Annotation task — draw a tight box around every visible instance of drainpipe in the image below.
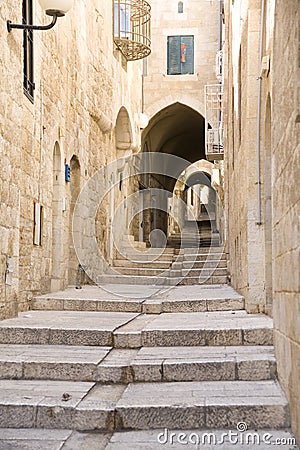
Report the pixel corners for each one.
[218,0,223,52]
[256,0,265,225]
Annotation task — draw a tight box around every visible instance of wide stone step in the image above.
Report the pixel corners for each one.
[108,267,228,278]
[183,253,227,262]
[97,275,178,285]
[113,310,273,348]
[179,275,228,285]
[0,311,139,346]
[113,260,172,269]
[116,252,175,262]
[0,310,273,348]
[182,267,227,277]
[95,346,277,383]
[114,380,290,430]
[108,267,171,277]
[98,274,228,285]
[0,345,276,383]
[33,285,244,314]
[0,379,290,431]
[182,259,227,269]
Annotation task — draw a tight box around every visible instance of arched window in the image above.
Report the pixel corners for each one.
[178,1,183,13]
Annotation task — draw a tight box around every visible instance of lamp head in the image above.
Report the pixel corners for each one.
[39,0,73,17]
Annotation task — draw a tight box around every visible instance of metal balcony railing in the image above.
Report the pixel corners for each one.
[204,84,224,161]
[113,0,151,61]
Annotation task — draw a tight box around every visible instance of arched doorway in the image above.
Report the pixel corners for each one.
[140,102,206,245]
[51,142,63,292]
[168,161,220,248]
[68,155,81,285]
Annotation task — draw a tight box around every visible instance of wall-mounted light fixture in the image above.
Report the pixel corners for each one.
[7,0,72,32]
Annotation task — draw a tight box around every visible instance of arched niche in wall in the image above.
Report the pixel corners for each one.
[68,155,81,285]
[51,142,63,291]
[115,107,133,153]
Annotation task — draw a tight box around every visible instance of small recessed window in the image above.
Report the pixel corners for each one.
[178,2,183,13]
[33,202,43,246]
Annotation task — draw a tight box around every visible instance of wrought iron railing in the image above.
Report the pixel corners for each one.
[113,0,151,61]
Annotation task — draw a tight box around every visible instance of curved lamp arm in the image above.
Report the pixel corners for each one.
[7,14,57,32]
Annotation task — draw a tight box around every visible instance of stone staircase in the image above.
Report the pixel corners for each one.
[0,282,297,449]
[168,220,220,248]
[100,235,228,285]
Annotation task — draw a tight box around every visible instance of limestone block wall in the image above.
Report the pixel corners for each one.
[1,1,144,317]
[224,0,300,441]
[144,0,219,120]
[271,0,300,441]
[224,0,266,313]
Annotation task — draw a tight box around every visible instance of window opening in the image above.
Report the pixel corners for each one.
[167,35,194,75]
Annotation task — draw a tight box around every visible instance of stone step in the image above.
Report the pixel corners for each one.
[0,344,111,382]
[108,267,171,277]
[114,380,290,430]
[179,275,228,285]
[112,259,227,270]
[0,427,298,449]
[113,311,273,348]
[181,246,224,254]
[0,311,139,347]
[118,241,147,249]
[0,310,273,348]
[183,254,227,263]
[94,346,277,383]
[113,260,172,269]
[107,267,228,279]
[0,379,290,431]
[182,259,227,268]
[33,285,244,314]
[98,274,228,285]
[182,267,227,277]
[0,345,276,383]
[98,275,178,285]
[116,252,175,262]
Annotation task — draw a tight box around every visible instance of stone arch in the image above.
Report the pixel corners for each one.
[145,95,204,121]
[115,107,133,151]
[51,142,63,291]
[68,155,81,285]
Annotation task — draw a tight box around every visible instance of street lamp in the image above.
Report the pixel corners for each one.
[7,0,72,32]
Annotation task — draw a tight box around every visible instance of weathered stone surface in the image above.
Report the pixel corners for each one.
[0,311,139,346]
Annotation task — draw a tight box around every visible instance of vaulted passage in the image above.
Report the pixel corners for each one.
[140,103,209,245]
[142,102,205,174]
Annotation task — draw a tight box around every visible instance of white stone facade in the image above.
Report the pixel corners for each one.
[0,0,144,318]
[224,0,300,440]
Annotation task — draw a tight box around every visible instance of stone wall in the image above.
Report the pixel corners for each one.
[224,0,300,440]
[144,0,219,120]
[0,1,144,317]
[271,0,300,440]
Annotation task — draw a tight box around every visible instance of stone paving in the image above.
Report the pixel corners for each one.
[0,283,298,448]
